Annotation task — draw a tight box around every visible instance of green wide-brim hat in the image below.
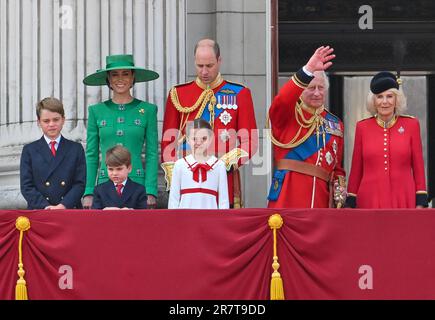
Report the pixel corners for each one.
[83,54,159,86]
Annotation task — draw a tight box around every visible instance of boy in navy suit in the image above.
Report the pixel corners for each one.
[92,145,148,210]
[20,97,86,209]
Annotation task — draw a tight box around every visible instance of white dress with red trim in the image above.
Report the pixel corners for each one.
[168,154,229,209]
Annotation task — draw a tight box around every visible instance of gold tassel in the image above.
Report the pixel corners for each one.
[268,214,285,300]
[15,216,31,300]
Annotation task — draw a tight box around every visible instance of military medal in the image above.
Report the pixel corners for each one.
[227,96,235,110]
[273,179,279,191]
[325,120,343,137]
[232,96,238,110]
[221,96,227,109]
[216,96,223,109]
[219,110,232,125]
[398,126,405,134]
[325,151,333,165]
[139,108,145,114]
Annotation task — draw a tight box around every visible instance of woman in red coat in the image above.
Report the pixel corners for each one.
[345,71,428,208]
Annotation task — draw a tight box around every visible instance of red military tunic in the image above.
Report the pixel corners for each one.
[347,116,427,208]
[267,69,345,208]
[161,75,258,206]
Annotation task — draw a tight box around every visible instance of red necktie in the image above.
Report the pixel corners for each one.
[50,141,56,156]
[116,184,123,196]
[192,163,211,183]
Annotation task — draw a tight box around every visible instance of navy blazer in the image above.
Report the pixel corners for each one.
[92,178,148,209]
[20,136,86,209]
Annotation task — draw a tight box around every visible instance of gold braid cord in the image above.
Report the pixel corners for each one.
[170,86,217,134]
[15,216,31,300]
[268,214,285,300]
[266,100,325,149]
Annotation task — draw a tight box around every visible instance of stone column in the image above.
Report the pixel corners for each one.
[0,0,186,208]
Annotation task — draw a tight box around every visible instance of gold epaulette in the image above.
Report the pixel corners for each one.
[225,80,247,88]
[400,114,416,118]
[170,81,214,114]
[172,80,194,89]
[325,109,342,122]
[220,148,249,171]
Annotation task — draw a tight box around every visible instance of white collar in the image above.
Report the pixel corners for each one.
[44,135,61,145]
[185,154,218,168]
[113,178,128,187]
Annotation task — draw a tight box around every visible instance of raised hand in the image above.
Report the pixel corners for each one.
[305,46,335,73]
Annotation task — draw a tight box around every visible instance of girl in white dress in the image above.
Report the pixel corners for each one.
[168,119,229,209]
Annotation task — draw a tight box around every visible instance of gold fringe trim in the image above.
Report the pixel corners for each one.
[268,214,285,300]
[161,162,175,191]
[170,85,217,135]
[15,216,31,300]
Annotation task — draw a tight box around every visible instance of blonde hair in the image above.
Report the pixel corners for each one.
[366,88,407,116]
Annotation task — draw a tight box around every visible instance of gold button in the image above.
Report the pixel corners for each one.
[61,181,66,186]
[384,129,387,132]
[384,143,387,146]
[385,167,388,170]
[384,161,387,164]
[384,138,387,141]
[384,148,387,151]
[45,181,50,187]
[384,155,387,158]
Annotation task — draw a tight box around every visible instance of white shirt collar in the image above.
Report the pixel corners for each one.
[113,178,128,187]
[185,154,217,168]
[43,135,61,146]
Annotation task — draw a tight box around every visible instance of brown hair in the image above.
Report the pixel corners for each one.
[186,119,213,137]
[105,145,132,167]
[106,69,136,89]
[36,97,65,119]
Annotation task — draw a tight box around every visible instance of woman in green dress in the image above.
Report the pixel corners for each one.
[82,54,159,208]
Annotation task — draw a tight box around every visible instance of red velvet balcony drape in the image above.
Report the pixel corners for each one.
[1,209,435,300]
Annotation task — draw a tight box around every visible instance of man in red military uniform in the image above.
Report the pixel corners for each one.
[267,46,346,208]
[161,39,258,208]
